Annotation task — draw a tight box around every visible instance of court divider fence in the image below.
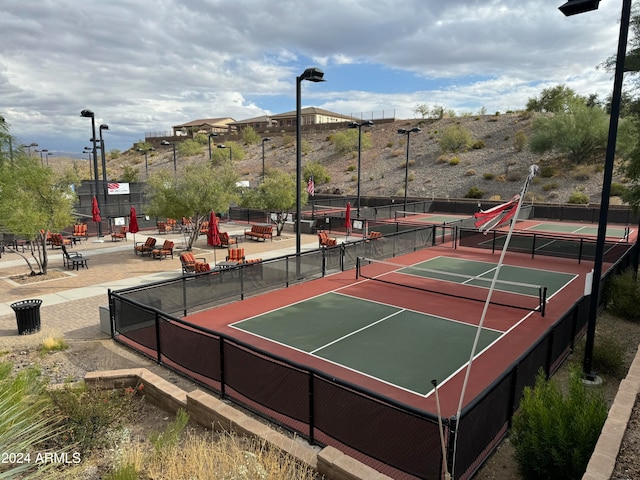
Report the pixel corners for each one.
[109,219,638,479]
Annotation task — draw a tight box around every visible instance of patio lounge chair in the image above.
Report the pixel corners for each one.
[226,248,245,264]
[61,245,88,270]
[151,240,174,260]
[134,237,157,256]
[219,232,237,248]
[180,252,208,274]
[50,233,72,249]
[111,226,127,242]
[72,223,88,242]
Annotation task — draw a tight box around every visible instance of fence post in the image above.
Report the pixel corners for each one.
[308,372,315,444]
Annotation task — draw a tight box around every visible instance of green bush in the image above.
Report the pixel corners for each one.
[610,182,628,197]
[592,333,625,378]
[177,139,203,157]
[606,268,640,322]
[540,166,555,178]
[439,125,474,153]
[449,157,460,165]
[567,191,589,204]
[464,186,484,199]
[471,140,486,149]
[241,126,260,145]
[512,368,607,480]
[302,161,330,184]
[49,383,135,454]
[483,172,495,180]
[513,130,528,152]
[542,182,559,191]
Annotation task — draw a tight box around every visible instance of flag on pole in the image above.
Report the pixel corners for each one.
[307,175,315,196]
[473,195,520,233]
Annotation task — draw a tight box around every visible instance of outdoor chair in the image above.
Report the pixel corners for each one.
[318,231,337,247]
[180,252,208,274]
[199,221,209,236]
[219,232,237,248]
[39,229,53,246]
[61,245,88,270]
[226,248,245,264]
[151,240,174,260]
[181,217,194,232]
[134,237,157,256]
[50,233,72,249]
[72,223,88,242]
[157,221,170,234]
[111,226,127,242]
[166,218,178,232]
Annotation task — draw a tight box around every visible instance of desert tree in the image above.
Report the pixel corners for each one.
[0,155,78,275]
[144,163,239,251]
[238,169,308,236]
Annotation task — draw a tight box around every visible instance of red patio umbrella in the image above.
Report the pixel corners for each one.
[207,212,221,264]
[129,206,139,244]
[91,195,101,238]
[344,202,352,239]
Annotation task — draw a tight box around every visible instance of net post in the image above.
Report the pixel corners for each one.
[355,256,360,279]
[541,287,547,317]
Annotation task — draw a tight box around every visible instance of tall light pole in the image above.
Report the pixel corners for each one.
[99,124,109,203]
[137,147,155,179]
[348,121,374,217]
[296,67,325,255]
[261,137,271,182]
[81,109,101,237]
[217,144,232,162]
[208,133,218,162]
[559,0,631,381]
[37,148,48,166]
[46,152,53,166]
[83,147,93,182]
[397,127,421,210]
[161,140,177,173]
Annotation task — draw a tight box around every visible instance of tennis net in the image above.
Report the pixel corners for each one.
[394,211,432,222]
[356,257,547,315]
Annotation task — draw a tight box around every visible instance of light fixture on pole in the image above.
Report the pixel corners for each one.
[161,140,177,173]
[46,152,53,166]
[559,0,630,381]
[397,127,421,210]
[296,67,325,255]
[81,109,101,237]
[136,146,155,179]
[348,121,374,217]
[261,137,271,182]
[217,144,232,162]
[21,142,38,157]
[208,133,218,162]
[99,124,109,203]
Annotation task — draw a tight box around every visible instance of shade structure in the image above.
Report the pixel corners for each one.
[344,202,352,239]
[129,206,139,243]
[91,195,101,238]
[207,212,221,264]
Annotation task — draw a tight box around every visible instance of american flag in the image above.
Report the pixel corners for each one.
[473,195,520,233]
[306,176,315,196]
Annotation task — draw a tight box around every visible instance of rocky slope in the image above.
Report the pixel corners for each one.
[93,113,626,205]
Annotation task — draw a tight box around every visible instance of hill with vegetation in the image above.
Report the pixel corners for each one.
[58,112,627,206]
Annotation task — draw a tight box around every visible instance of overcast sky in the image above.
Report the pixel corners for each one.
[0,0,627,157]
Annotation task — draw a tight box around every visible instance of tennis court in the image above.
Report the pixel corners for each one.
[394,211,468,224]
[229,255,576,396]
[524,221,631,239]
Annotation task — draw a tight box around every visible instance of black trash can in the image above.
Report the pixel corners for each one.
[11,299,42,335]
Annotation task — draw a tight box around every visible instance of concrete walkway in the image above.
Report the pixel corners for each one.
[0,225,324,344]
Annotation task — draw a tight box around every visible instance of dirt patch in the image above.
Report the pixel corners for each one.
[7,269,71,285]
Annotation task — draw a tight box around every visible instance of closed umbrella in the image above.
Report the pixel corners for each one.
[129,206,139,244]
[344,202,352,240]
[207,212,221,264]
[91,195,101,239]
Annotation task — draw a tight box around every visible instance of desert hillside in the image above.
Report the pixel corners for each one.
[61,113,626,205]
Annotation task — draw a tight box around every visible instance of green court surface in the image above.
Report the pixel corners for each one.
[407,256,575,297]
[232,292,501,394]
[399,214,465,224]
[482,233,617,258]
[526,222,629,238]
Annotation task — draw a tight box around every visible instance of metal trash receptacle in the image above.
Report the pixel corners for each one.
[11,299,42,335]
